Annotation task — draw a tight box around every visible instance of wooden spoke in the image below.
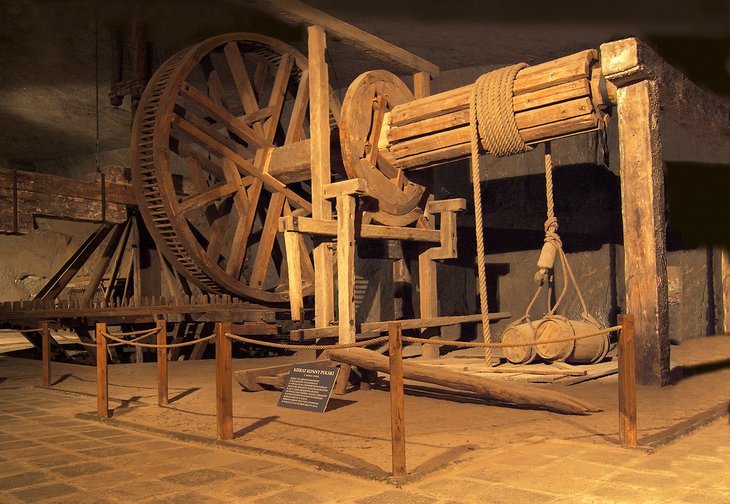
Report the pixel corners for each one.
[225,178,263,277]
[200,54,230,110]
[253,62,268,102]
[173,112,250,161]
[367,94,388,165]
[250,192,286,288]
[224,42,260,117]
[180,83,271,148]
[264,53,294,136]
[206,199,233,264]
[175,182,238,215]
[285,70,310,144]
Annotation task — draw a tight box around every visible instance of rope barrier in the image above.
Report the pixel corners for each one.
[100,330,215,349]
[225,332,389,350]
[0,328,44,333]
[223,325,621,352]
[103,327,161,337]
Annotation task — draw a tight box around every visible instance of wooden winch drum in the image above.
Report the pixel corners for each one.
[534,316,609,364]
[501,322,540,364]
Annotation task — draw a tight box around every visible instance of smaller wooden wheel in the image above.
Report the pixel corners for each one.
[340,71,428,224]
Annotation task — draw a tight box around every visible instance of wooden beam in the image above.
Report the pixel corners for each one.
[291,311,512,341]
[279,215,441,242]
[309,25,335,331]
[262,0,439,77]
[284,230,304,320]
[96,322,109,419]
[618,314,638,447]
[610,76,670,386]
[156,319,168,406]
[388,323,406,477]
[336,194,356,345]
[215,321,233,440]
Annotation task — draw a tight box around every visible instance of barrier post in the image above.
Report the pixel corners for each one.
[215,321,233,440]
[388,322,406,477]
[95,322,109,418]
[41,322,50,388]
[618,314,637,447]
[156,319,168,405]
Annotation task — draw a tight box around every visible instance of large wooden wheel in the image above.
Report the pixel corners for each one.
[131,33,319,303]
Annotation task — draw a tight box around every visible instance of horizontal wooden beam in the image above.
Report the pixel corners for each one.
[323,178,368,199]
[290,311,512,341]
[278,215,441,242]
[260,0,440,77]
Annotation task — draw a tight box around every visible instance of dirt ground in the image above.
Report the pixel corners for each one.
[2,335,729,481]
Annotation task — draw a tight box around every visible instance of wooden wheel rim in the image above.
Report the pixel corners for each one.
[340,70,426,219]
[131,33,316,303]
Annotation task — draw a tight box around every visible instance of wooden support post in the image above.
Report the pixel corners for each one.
[418,206,440,360]
[722,247,730,334]
[283,231,304,321]
[41,321,50,388]
[215,321,233,440]
[96,322,109,419]
[308,25,335,332]
[334,193,357,395]
[601,39,671,386]
[413,72,431,100]
[388,322,406,477]
[615,80,670,386]
[156,319,168,406]
[618,314,638,447]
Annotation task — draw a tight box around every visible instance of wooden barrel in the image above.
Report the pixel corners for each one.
[534,316,609,364]
[501,322,539,364]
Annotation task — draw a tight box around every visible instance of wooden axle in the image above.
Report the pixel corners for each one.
[337,49,614,219]
[378,49,613,171]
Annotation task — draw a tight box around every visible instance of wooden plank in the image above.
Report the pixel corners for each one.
[285,70,310,144]
[156,319,168,406]
[266,139,312,184]
[337,195,356,344]
[615,78,670,386]
[513,49,596,96]
[41,322,50,388]
[96,322,109,419]
[515,96,594,130]
[264,52,294,137]
[309,25,335,331]
[388,323,406,477]
[263,0,439,76]
[292,311,512,341]
[224,41,262,118]
[413,72,430,100]
[389,126,471,160]
[215,321,233,440]
[618,314,638,447]
[249,192,286,288]
[279,215,441,242]
[393,142,471,170]
[513,78,591,112]
[387,109,469,143]
[519,112,597,144]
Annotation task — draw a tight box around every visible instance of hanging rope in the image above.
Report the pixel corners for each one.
[469,63,531,365]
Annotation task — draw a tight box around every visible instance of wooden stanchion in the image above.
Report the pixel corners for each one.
[95,322,109,419]
[618,314,637,447]
[215,321,233,440]
[388,322,406,477]
[156,319,168,406]
[41,322,50,388]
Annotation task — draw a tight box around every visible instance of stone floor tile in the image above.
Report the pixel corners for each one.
[9,482,79,503]
[0,472,49,491]
[220,456,279,475]
[25,453,88,468]
[145,491,228,504]
[252,489,325,504]
[220,477,287,499]
[258,467,321,486]
[4,446,63,460]
[106,479,180,500]
[78,446,140,458]
[51,461,115,478]
[355,489,438,504]
[164,468,237,486]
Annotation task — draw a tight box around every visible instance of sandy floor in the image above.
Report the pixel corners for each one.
[2,335,729,480]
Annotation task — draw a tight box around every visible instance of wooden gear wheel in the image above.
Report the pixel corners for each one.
[132,33,324,303]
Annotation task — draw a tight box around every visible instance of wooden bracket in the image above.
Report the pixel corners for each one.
[323,178,368,200]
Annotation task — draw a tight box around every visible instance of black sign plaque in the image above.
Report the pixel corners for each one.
[277,365,340,413]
